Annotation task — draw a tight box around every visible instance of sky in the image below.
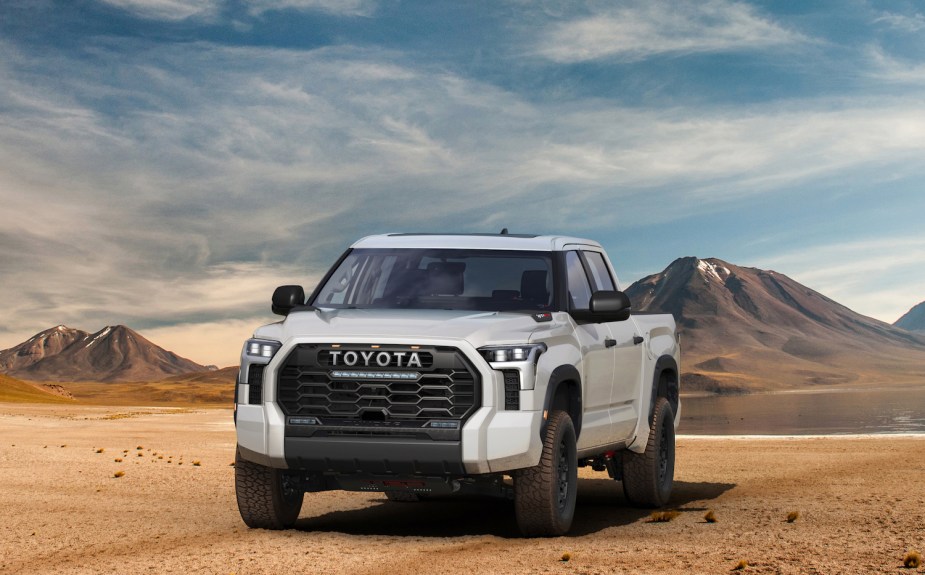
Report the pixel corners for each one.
[1,0,924,367]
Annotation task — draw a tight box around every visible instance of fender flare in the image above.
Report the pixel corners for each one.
[541,364,583,439]
[649,354,680,423]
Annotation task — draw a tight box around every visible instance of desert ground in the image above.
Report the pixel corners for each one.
[1,404,923,575]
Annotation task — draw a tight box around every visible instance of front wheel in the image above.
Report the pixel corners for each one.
[513,410,578,537]
[235,448,303,529]
[621,397,675,508]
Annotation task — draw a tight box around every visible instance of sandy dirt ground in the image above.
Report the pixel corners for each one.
[1,404,923,575]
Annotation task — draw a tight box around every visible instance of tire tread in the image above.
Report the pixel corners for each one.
[621,397,675,508]
[514,410,576,537]
[235,449,302,529]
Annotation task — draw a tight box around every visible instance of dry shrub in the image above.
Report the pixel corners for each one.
[113,471,125,478]
[560,552,571,562]
[904,550,922,569]
[114,458,123,462]
[732,559,749,571]
[648,511,681,523]
[136,446,143,450]
[786,511,800,523]
[704,510,717,523]
[157,455,163,460]
[136,452,143,457]
[95,448,105,453]
[192,460,201,466]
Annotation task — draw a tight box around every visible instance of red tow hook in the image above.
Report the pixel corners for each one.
[603,451,620,479]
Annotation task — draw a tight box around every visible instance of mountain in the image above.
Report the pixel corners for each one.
[895,301,925,332]
[626,257,925,392]
[0,325,209,382]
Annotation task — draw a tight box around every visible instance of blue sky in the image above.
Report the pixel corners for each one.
[2,0,924,366]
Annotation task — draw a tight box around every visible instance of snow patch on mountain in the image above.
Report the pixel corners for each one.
[697,259,731,283]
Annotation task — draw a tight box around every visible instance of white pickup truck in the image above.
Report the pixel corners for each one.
[234,233,680,536]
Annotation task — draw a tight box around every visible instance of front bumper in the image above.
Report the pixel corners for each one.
[235,334,545,475]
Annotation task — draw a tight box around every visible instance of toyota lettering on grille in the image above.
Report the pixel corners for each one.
[328,350,423,368]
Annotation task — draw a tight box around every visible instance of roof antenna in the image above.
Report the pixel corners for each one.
[500,228,509,235]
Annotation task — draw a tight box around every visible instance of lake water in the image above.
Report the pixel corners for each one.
[679,386,925,435]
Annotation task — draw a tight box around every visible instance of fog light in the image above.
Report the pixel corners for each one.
[429,421,459,429]
[290,416,320,425]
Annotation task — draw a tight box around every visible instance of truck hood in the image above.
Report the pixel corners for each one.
[254,308,554,349]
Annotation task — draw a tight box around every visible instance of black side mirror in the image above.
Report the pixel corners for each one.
[272,285,305,316]
[573,290,631,323]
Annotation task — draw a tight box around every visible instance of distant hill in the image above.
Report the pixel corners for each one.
[0,325,209,382]
[163,365,238,385]
[626,257,925,392]
[0,373,75,403]
[895,301,925,332]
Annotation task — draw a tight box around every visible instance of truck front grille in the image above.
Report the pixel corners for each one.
[276,344,480,423]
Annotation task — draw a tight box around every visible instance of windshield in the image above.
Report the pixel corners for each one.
[312,248,557,311]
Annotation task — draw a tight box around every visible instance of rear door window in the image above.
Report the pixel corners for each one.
[583,251,616,291]
[565,251,593,310]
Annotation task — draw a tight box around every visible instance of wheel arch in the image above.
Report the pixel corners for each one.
[650,355,679,423]
[541,364,583,440]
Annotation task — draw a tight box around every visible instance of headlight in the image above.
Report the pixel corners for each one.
[478,343,547,364]
[243,338,281,360]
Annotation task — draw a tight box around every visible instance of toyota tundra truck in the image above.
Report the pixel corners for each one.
[234,232,680,536]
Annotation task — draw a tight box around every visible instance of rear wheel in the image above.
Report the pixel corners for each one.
[621,397,675,508]
[513,410,577,537]
[235,448,303,529]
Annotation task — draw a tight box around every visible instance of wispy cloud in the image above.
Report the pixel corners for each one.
[873,11,925,33]
[96,0,221,21]
[535,0,805,63]
[245,0,377,17]
[866,45,925,85]
[95,0,376,21]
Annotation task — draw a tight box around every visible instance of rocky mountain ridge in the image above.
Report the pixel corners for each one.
[626,257,925,392]
[0,325,209,382]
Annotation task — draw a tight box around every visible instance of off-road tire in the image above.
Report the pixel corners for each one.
[235,448,303,529]
[513,410,578,537]
[384,491,423,502]
[621,397,675,508]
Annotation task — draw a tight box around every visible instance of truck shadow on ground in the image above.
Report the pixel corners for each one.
[294,478,735,538]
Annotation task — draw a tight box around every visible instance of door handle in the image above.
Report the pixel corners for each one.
[633,336,644,345]
[604,338,617,348]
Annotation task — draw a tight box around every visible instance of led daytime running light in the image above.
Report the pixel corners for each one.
[244,338,281,359]
[479,343,546,364]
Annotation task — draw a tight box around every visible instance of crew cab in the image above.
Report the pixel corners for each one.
[234,232,680,536]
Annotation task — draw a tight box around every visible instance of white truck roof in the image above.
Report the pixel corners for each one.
[351,233,603,252]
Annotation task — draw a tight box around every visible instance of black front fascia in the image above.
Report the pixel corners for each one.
[283,436,466,476]
[277,344,481,443]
